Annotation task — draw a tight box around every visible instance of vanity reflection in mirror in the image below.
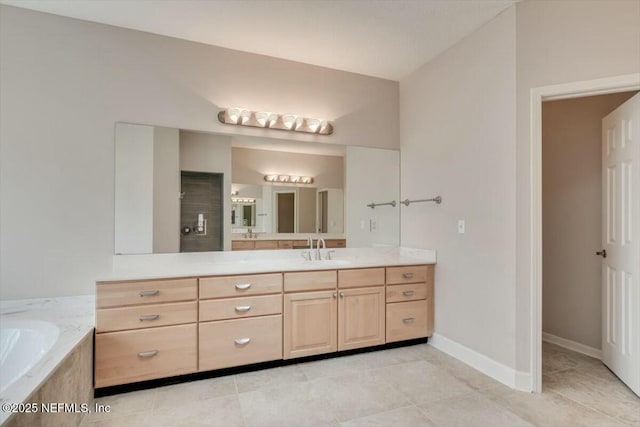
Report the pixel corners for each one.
[114,122,399,255]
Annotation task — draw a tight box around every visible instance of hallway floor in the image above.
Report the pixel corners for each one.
[81,342,639,427]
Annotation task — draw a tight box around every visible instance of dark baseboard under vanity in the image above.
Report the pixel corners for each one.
[94,337,429,398]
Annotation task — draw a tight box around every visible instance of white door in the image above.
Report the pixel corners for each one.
[601,92,640,396]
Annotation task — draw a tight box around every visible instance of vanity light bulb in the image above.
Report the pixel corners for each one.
[278,175,290,182]
[282,115,297,130]
[240,110,251,125]
[228,108,241,124]
[290,176,300,183]
[306,119,320,133]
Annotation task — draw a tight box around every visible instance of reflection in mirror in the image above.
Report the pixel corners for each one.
[114,122,399,255]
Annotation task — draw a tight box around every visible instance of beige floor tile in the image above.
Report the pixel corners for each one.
[422,354,500,391]
[234,364,308,393]
[298,353,370,380]
[484,383,628,427]
[544,368,640,425]
[309,371,411,422]
[153,376,236,409]
[80,411,151,427]
[238,381,338,427]
[82,389,157,423]
[418,392,534,427]
[340,405,435,427]
[371,360,474,405]
[354,345,426,369]
[146,394,244,427]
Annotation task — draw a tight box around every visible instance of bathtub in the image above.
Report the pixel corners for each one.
[0,319,60,393]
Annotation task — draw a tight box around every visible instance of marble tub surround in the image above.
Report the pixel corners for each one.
[106,247,436,281]
[0,295,94,426]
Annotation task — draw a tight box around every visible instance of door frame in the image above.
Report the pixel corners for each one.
[274,190,297,233]
[529,73,640,393]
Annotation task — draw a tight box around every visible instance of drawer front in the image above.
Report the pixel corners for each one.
[386,300,429,343]
[95,324,197,388]
[386,265,429,285]
[338,268,385,289]
[97,301,197,333]
[232,240,255,250]
[278,240,293,249]
[96,278,197,308]
[200,294,282,322]
[386,283,427,303]
[200,273,282,299]
[254,240,278,249]
[199,315,282,371]
[325,239,346,248]
[284,270,337,292]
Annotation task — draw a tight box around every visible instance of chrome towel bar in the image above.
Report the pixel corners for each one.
[366,200,397,209]
[401,196,442,206]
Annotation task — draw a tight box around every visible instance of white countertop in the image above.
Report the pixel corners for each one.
[105,247,436,282]
[0,295,94,425]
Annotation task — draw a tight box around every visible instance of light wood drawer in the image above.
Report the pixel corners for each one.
[200,273,282,299]
[96,278,197,308]
[199,315,282,371]
[200,294,282,321]
[386,265,430,285]
[232,240,254,250]
[338,268,385,289]
[386,300,429,343]
[386,283,427,303]
[284,270,337,292]
[97,301,197,333]
[325,239,346,248]
[95,324,197,388]
[278,240,293,249]
[255,240,278,249]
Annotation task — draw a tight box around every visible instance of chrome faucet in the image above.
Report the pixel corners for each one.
[316,238,326,260]
[300,237,313,261]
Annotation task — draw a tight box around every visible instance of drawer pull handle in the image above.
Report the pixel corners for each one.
[402,317,415,324]
[139,290,159,297]
[402,290,415,297]
[235,305,252,312]
[138,350,158,358]
[139,314,160,321]
[234,338,251,345]
[235,283,252,290]
[402,273,414,279]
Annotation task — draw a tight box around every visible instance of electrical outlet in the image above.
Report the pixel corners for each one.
[458,220,465,234]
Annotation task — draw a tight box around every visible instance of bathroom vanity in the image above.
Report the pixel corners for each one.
[94,248,435,390]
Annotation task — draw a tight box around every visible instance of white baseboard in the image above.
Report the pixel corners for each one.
[429,333,532,392]
[542,332,602,359]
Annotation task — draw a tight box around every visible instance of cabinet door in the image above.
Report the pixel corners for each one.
[338,287,385,351]
[284,290,337,359]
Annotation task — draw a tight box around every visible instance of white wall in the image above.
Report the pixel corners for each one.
[345,146,400,247]
[399,6,517,370]
[152,126,180,253]
[179,130,232,251]
[514,0,640,372]
[542,92,638,349]
[0,4,398,298]
[114,123,154,254]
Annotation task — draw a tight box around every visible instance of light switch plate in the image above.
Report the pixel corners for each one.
[458,220,465,234]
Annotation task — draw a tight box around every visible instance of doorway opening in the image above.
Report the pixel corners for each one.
[275,191,296,233]
[527,74,640,392]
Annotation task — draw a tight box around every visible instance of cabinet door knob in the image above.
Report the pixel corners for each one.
[339,292,345,298]
[402,290,415,297]
[332,292,337,298]
[402,273,414,279]
[234,338,251,345]
[402,317,415,324]
[139,314,159,321]
[235,283,252,290]
[235,305,251,312]
[138,350,158,358]
[139,290,159,297]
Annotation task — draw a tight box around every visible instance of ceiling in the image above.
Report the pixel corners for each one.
[0,0,516,81]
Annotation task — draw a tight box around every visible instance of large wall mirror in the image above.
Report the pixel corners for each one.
[114,122,400,254]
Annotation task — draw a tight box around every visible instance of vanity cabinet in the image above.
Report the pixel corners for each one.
[385,265,434,343]
[94,277,198,388]
[95,263,434,389]
[198,273,283,371]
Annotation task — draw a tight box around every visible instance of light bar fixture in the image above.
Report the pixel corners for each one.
[264,174,314,184]
[232,198,256,204]
[218,108,333,135]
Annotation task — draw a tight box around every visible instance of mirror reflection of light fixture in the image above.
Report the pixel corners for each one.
[232,198,256,204]
[264,174,314,184]
[218,108,333,135]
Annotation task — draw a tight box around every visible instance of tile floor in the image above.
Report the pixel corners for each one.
[80,342,639,427]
